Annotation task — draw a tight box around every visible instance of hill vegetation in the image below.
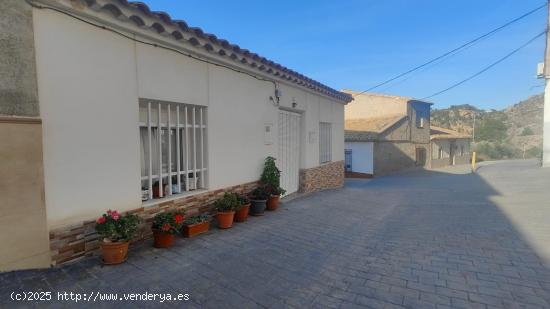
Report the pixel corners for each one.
[431,94,543,161]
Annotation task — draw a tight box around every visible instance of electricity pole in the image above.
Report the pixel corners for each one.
[543,0,550,167]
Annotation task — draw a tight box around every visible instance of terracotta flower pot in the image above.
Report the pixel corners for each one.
[266,195,280,211]
[250,199,267,216]
[153,230,175,248]
[217,211,235,229]
[100,241,129,265]
[183,221,210,238]
[235,204,250,222]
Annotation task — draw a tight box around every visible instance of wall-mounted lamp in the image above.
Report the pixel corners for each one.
[269,88,282,106]
[292,97,297,108]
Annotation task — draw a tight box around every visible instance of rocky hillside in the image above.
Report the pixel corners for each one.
[431,94,543,160]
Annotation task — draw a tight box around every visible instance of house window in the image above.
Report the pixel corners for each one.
[319,122,332,164]
[417,117,425,128]
[438,147,443,159]
[139,101,207,202]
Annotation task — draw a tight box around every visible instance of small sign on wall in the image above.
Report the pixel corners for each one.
[264,123,273,145]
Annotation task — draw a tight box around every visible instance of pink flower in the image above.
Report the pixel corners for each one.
[96,216,106,224]
[162,223,171,232]
[108,210,120,220]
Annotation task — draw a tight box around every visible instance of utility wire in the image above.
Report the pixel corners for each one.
[377,33,495,93]
[355,2,547,96]
[420,30,546,100]
[25,0,278,89]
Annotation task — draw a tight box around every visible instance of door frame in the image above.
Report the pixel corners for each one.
[344,149,352,172]
[277,109,302,195]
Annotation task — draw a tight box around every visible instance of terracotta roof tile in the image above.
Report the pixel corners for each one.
[430,126,471,140]
[344,115,407,142]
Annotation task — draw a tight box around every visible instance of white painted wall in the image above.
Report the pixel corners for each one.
[33,9,141,229]
[344,142,374,174]
[544,82,550,167]
[33,9,346,228]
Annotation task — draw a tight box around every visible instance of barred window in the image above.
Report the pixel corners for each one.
[319,122,332,164]
[139,101,207,202]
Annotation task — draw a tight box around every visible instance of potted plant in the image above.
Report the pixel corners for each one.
[214,192,239,229]
[260,157,286,211]
[151,212,184,248]
[249,185,270,216]
[266,184,286,211]
[95,210,140,265]
[182,214,211,238]
[235,194,251,222]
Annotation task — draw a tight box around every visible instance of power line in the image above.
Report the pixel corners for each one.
[377,33,496,93]
[25,0,278,89]
[355,2,547,96]
[420,30,546,100]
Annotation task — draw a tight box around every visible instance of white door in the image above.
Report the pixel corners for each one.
[278,110,301,195]
[344,142,374,174]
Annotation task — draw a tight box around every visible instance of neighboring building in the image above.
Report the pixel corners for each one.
[0,0,352,271]
[344,91,432,176]
[430,126,471,168]
[343,91,471,176]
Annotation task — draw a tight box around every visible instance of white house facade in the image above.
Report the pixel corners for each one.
[0,0,351,271]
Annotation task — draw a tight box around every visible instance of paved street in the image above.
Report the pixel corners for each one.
[2,160,550,308]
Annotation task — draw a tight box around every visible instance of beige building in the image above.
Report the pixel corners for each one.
[344,91,432,176]
[343,91,470,176]
[0,0,352,271]
[430,127,471,168]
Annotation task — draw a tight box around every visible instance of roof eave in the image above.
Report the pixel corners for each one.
[37,0,352,103]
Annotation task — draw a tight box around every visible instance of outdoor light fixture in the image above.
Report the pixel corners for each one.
[269,88,282,106]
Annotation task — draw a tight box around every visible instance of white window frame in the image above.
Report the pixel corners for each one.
[139,101,207,202]
[319,122,332,164]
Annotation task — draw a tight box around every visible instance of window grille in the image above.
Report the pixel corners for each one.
[139,101,207,202]
[319,122,332,164]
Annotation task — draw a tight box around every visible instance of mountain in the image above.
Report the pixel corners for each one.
[430,94,543,160]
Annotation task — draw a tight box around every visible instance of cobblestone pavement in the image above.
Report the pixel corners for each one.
[2,160,550,308]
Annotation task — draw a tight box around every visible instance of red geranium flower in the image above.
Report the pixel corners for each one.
[162,223,171,232]
[174,214,184,224]
[96,216,106,224]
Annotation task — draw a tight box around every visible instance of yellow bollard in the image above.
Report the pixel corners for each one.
[471,151,476,172]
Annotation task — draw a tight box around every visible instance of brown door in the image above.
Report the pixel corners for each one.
[416,147,426,166]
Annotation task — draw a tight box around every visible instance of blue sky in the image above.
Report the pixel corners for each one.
[143,0,547,110]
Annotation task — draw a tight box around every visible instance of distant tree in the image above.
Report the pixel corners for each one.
[525,146,542,159]
[475,118,508,142]
[520,127,534,136]
[474,141,519,160]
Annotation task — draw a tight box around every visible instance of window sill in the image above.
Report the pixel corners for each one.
[141,189,208,208]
